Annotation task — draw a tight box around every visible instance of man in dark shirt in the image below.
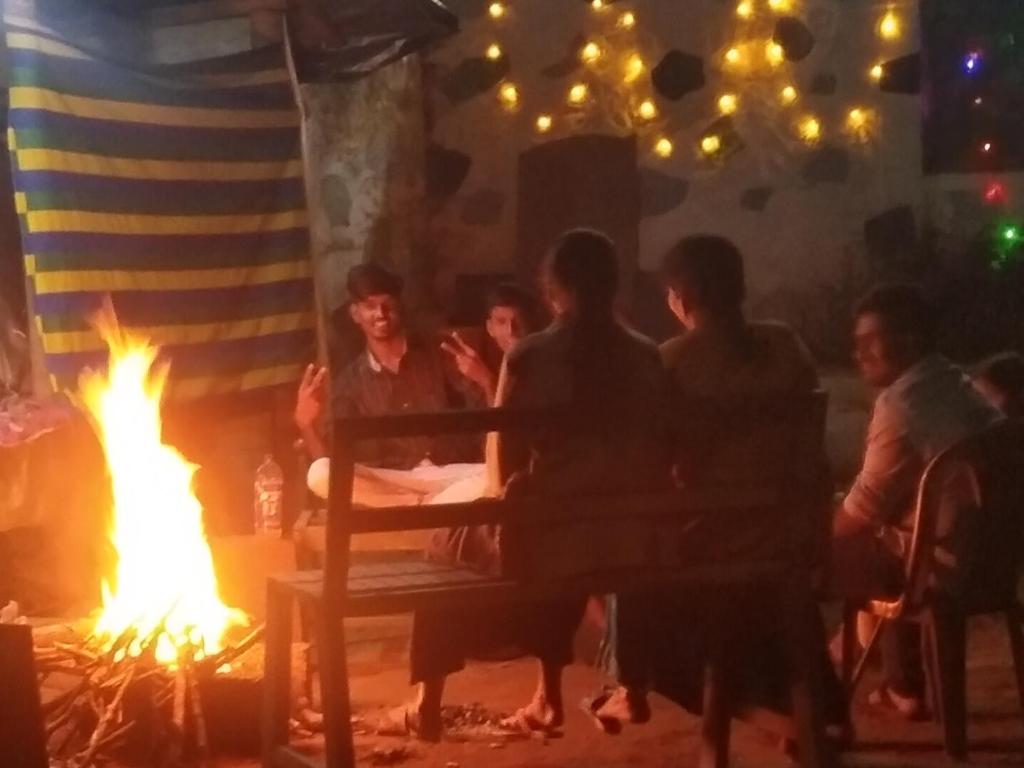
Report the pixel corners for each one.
[296,264,486,504]
[441,283,537,406]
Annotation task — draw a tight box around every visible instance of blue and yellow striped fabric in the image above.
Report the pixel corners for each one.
[5,8,315,400]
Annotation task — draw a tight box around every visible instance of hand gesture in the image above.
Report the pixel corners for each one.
[294,364,327,431]
[441,332,495,398]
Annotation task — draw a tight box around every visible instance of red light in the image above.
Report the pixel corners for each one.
[985,182,1007,204]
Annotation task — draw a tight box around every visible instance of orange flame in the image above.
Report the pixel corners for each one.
[79,306,247,663]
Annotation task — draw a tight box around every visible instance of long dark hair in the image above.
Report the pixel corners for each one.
[544,229,624,406]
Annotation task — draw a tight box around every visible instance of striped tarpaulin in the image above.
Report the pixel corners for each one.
[4,3,315,399]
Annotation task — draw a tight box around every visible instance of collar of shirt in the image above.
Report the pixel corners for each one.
[364,336,415,375]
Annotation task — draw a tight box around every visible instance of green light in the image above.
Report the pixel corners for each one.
[1003,226,1021,243]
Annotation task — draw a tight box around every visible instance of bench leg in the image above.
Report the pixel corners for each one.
[699,657,733,768]
[262,581,294,768]
[315,608,355,768]
[781,581,835,768]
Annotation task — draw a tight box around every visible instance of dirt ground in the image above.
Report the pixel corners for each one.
[234,612,1024,768]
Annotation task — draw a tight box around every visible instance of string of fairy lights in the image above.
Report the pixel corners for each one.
[480,0,909,161]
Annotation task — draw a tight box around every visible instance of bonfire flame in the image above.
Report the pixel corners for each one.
[79,307,246,664]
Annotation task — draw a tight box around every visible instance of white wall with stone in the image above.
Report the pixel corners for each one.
[423,0,922,354]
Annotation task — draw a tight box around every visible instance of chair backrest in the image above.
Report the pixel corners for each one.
[904,419,1024,611]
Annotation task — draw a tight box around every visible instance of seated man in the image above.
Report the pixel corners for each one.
[441,282,537,405]
[595,235,844,733]
[296,263,487,506]
[832,283,1002,718]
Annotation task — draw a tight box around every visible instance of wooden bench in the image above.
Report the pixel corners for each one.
[262,396,836,768]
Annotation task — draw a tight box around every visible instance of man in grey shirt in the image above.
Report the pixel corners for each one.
[832,283,1002,717]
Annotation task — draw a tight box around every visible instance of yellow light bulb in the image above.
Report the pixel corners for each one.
[618,11,636,29]
[870,63,884,82]
[879,9,901,40]
[591,0,604,9]
[624,54,645,82]
[766,41,785,67]
[846,108,874,141]
[485,44,502,61]
[768,0,791,10]
[488,2,505,19]
[780,85,798,104]
[798,115,821,144]
[725,47,742,66]
[535,114,553,133]
[654,137,674,158]
[637,99,658,120]
[499,82,519,108]
[701,134,722,155]
[736,1,754,19]
[581,41,602,64]
[717,93,738,115]
[568,82,590,106]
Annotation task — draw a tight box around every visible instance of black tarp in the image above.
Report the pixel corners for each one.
[288,0,457,82]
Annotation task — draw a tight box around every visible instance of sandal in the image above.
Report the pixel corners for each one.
[581,689,624,735]
[499,706,560,735]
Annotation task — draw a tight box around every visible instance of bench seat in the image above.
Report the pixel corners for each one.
[269,551,798,618]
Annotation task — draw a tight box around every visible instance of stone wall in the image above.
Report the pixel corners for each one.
[421,0,923,357]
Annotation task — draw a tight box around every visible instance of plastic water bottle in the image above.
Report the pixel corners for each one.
[253,454,283,533]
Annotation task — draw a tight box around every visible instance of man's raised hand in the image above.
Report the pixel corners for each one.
[441,332,496,402]
[295,363,327,431]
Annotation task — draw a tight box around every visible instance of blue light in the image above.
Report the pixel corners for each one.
[964,51,982,74]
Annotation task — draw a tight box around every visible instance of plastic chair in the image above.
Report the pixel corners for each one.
[841,420,1024,760]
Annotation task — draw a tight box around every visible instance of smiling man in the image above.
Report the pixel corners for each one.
[295,263,487,505]
[831,283,1001,719]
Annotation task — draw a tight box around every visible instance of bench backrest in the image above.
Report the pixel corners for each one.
[324,391,829,601]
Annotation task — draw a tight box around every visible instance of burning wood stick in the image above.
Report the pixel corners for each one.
[172,665,187,731]
[76,663,135,767]
[100,664,163,694]
[41,673,91,718]
[54,641,100,665]
[101,625,139,665]
[188,670,210,767]
[196,623,265,675]
[45,695,83,738]
[81,719,134,762]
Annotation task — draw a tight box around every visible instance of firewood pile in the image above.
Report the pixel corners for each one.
[34,622,264,768]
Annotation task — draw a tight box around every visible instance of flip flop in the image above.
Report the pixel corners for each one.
[499,707,560,736]
[580,690,623,736]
